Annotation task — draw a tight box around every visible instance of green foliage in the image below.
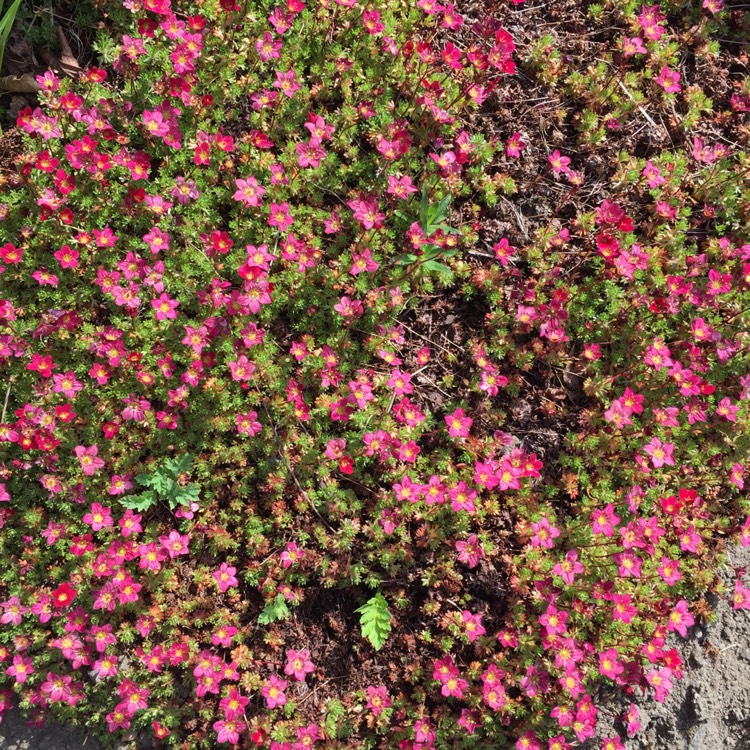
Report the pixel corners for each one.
[121,455,200,513]
[257,594,291,625]
[0,0,21,70]
[356,593,392,651]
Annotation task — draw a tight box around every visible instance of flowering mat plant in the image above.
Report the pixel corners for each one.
[0,0,748,748]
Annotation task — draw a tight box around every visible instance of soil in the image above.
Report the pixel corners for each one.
[587,544,750,750]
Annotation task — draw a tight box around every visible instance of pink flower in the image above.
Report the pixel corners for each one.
[539,604,568,636]
[552,549,584,585]
[219,688,248,719]
[455,534,485,568]
[506,131,526,157]
[152,293,179,321]
[646,667,674,702]
[261,675,288,709]
[658,557,682,585]
[731,463,746,490]
[159,530,190,559]
[666,599,694,637]
[365,685,391,716]
[449,481,477,513]
[236,411,262,436]
[213,563,238,592]
[349,248,379,275]
[548,149,571,175]
[75,444,105,476]
[227,355,256,382]
[280,542,303,568]
[109,474,134,496]
[6,654,34,683]
[268,201,294,231]
[625,703,641,736]
[612,593,637,624]
[386,174,417,199]
[233,176,266,207]
[347,196,385,229]
[530,517,560,548]
[642,437,675,468]
[590,504,620,536]
[333,296,364,319]
[213,718,242,744]
[296,139,327,169]
[52,371,84,398]
[117,508,143,539]
[461,610,486,642]
[41,672,73,703]
[83,502,113,531]
[598,648,624,680]
[273,69,301,98]
[445,407,472,438]
[621,36,647,56]
[284,648,316,681]
[0,596,29,625]
[656,66,681,93]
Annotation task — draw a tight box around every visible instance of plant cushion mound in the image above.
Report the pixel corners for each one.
[0,0,748,748]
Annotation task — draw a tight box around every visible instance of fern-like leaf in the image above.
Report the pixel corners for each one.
[356,593,391,651]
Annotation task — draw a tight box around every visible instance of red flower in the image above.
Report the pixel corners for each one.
[51,583,77,608]
[338,456,354,475]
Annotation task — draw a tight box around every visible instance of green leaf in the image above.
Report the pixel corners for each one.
[258,594,290,624]
[422,260,454,282]
[0,0,21,71]
[120,491,157,512]
[165,454,193,475]
[135,472,156,488]
[356,593,391,650]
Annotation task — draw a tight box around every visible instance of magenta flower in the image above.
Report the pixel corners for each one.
[5,654,34,684]
[74,444,105,476]
[284,648,316,681]
[455,534,485,568]
[590,504,620,536]
[109,474,134,496]
[445,407,472,438]
[642,437,675,468]
[213,563,238,593]
[261,675,288,709]
[233,176,266,207]
[227,355,256,382]
[656,66,681,93]
[552,549,584,585]
[236,411,262,436]
[280,542,303,568]
[273,69,301,98]
[213,718,242,744]
[151,293,179,321]
[52,371,83,398]
[268,201,294,231]
[461,610,486,642]
[333,295,364,319]
[219,688,248,719]
[666,599,694,637]
[539,604,568,636]
[83,502,113,531]
[658,557,682,585]
[530,517,560,548]
[159,530,190,559]
[612,593,638,624]
[41,672,73,703]
[365,685,392,716]
[449,482,477,513]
